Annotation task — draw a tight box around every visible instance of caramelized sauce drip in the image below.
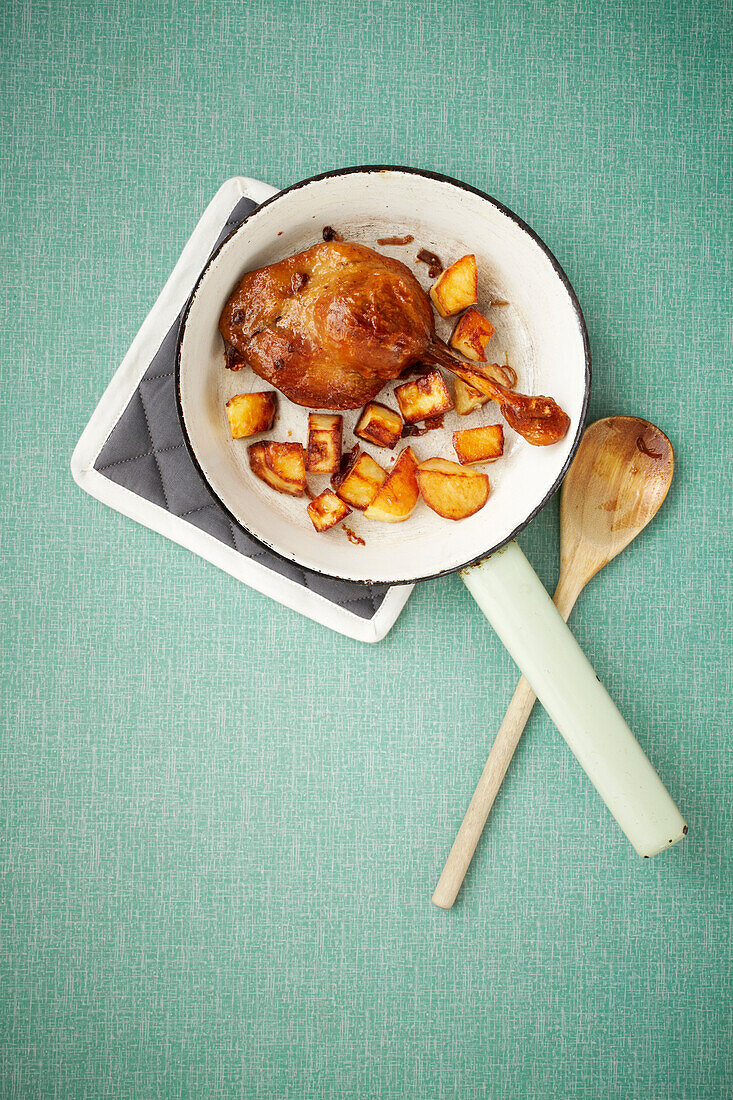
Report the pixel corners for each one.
[377,234,414,246]
[224,342,246,370]
[416,249,443,278]
[331,446,358,491]
[343,525,365,546]
[322,226,344,242]
[402,414,444,437]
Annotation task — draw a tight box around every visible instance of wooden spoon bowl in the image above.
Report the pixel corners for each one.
[555,416,674,613]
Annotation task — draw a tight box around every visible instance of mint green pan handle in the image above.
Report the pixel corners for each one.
[461,541,687,857]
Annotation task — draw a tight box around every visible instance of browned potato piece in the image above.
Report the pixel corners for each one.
[226,391,277,438]
[363,447,419,523]
[264,442,306,486]
[453,377,490,416]
[394,370,454,424]
[449,308,495,361]
[306,413,343,473]
[354,402,403,449]
[453,363,518,416]
[248,441,306,496]
[307,489,351,532]
[332,447,387,510]
[416,457,490,520]
[453,424,504,465]
[429,254,478,317]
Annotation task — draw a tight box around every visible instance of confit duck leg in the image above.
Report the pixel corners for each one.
[425,340,571,447]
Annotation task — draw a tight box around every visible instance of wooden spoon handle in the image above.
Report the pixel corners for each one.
[432,563,583,911]
[432,675,538,910]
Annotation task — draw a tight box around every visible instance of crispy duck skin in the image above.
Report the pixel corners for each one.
[219,241,570,445]
[219,242,434,411]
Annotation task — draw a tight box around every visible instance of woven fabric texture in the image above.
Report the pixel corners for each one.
[1,1,730,1098]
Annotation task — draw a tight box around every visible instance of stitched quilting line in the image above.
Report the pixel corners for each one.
[137,385,172,512]
[225,519,241,552]
[141,369,175,383]
[300,572,377,609]
[179,501,218,519]
[97,442,186,472]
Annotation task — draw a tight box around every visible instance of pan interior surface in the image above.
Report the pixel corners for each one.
[178,170,589,584]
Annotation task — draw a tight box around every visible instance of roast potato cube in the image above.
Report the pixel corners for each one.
[429,254,478,317]
[394,370,454,423]
[264,442,306,486]
[248,441,306,496]
[453,424,504,465]
[226,391,277,438]
[332,447,387,510]
[306,413,343,473]
[416,457,490,520]
[453,377,490,416]
[354,402,403,449]
[307,489,351,532]
[449,308,495,361]
[453,362,518,416]
[363,447,419,523]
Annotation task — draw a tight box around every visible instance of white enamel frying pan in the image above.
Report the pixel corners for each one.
[177,167,685,857]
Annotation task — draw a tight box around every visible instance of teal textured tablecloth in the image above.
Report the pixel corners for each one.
[2,2,731,1097]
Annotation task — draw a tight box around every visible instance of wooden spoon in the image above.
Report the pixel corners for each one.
[432,416,675,909]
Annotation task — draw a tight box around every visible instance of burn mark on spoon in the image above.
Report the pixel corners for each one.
[637,435,664,459]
